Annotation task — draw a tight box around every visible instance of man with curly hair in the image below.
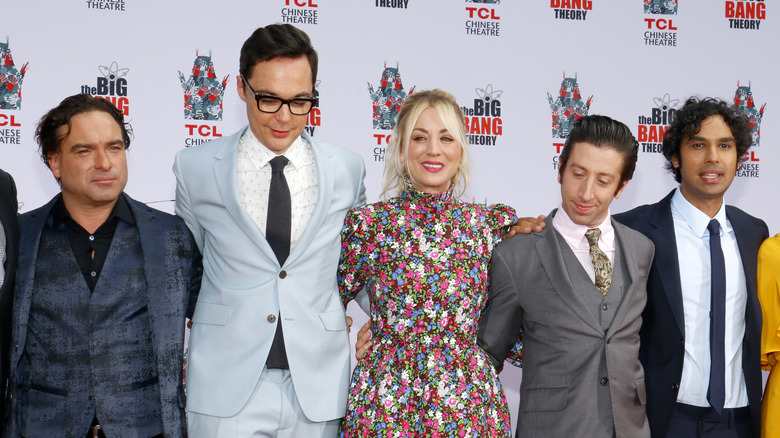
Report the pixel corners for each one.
[615,97,768,438]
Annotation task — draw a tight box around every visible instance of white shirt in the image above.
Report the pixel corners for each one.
[671,187,748,408]
[237,130,319,254]
[552,206,616,284]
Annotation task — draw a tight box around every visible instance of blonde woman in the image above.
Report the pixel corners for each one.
[338,89,515,437]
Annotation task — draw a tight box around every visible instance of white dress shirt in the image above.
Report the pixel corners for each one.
[237,130,319,253]
[671,187,748,408]
[552,206,616,283]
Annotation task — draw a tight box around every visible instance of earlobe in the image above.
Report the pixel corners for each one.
[47,154,60,179]
[236,76,248,103]
[670,155,680,169]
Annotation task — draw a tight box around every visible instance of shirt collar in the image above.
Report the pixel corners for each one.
[552,205,615,250]
[240,130,313,170]
[671,186,729,238]
[53,192,135,228]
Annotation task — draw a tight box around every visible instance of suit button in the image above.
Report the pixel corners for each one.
[267,314,276,323]
[279,270,287,279]
[672,383,679,391]
[600,377,609,386]
[88,395,94,401]
[602,303,608,311]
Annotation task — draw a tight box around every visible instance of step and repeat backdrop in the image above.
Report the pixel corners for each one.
[1,0,775,432]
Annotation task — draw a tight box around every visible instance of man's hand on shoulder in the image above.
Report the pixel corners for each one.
[505,214,546,238]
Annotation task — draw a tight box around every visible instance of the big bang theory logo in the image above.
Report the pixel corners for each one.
[644,0,678,46]
[376,0,410,9]
[550,0,591,21]
[734,81,764,178]
[465,0,500,36]
[0,38,26,146]
[548,73,592,170]
[725,0,765,30]
[462,85,503,146]
[80,62,130,116]
[282,0,318,25]
[368,62,415,162]
[636,93,679,154]
[179,50,228,147]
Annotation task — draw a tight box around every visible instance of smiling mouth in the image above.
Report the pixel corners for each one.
[422,162,444,172]
[700,171,723,183]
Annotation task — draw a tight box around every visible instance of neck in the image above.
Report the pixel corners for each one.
[680,187,723,218]
[62,195,117,234]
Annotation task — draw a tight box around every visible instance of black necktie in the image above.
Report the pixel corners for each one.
[266,155,291,369]
[707,219,726,414]
[267,155,291,266]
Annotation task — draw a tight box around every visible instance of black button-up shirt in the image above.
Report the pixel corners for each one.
[53,195,135,292]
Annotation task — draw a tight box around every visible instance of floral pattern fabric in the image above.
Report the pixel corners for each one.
[338,186,516,437]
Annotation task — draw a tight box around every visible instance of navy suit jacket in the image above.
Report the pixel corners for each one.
[0,169,18,434]
[5,193,201,438]
[614,189,768,438]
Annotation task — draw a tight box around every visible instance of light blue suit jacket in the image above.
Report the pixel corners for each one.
[173,129,366,421]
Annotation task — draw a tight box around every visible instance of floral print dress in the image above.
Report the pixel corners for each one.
[338,186,516,437]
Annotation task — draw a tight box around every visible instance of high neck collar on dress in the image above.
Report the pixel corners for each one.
[400,181,455,205]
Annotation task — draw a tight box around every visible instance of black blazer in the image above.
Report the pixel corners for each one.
[0,168,18,433]
[615,190,768,438]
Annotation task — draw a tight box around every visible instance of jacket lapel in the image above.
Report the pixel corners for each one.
[212,128,278,264]
[12,197,57,368]
[284,133,333,266]
[605,221,640,338]
[536,212,603,336]
[648,191,685,335]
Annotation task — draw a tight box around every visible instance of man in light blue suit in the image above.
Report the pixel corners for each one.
[174,24,366,437]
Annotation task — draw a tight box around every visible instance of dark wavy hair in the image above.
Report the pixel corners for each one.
[239,24,318,91]
[558,115,639,191]
[662,97,752,183]
[35,93,131,169]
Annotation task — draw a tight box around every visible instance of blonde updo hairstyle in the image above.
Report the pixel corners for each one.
[380,89,472,199]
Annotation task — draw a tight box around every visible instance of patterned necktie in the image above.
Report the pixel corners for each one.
[585,228,612,297]
[267,155,291,266]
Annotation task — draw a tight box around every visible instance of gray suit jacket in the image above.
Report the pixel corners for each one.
[5,193,201,438]
[478,210,654,438]
[174,129,366,421]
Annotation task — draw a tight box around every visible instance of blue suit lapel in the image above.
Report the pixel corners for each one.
[286,133,333,266]
[12,197,57,369]
[212,128,278,264]
[648,191,686,335]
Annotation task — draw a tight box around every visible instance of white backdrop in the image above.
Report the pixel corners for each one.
[1,0,776,433]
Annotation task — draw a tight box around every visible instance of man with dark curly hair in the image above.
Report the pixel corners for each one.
[615,97,768,438]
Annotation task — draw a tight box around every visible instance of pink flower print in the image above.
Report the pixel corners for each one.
[377,232,385,242]
[413,228,423,239]
[430,249,440,259]
[452,228,461,239]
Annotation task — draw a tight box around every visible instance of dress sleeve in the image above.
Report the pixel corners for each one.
[338,207,369,307]
[758,235,780,371]
[487,203,518,245]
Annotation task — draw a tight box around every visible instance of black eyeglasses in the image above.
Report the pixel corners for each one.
[241,76,316,115]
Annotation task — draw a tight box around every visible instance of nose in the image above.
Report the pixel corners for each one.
[274,103,293,122]
[579,179,595,201]
[705,144,720,163]
[93,149,111,170]
[427,138,442,156]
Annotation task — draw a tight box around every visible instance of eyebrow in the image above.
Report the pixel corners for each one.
[570,163,617,179]
[67,139,124,151]
[413,128,450,134]
[688,135,735,143]
[253,88,314,99]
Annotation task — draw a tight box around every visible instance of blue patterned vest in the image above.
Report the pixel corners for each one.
[21,219,163,437]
